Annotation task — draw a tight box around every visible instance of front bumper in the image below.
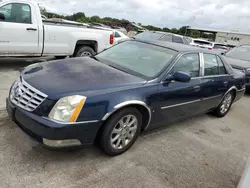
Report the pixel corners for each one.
[6,98,103,148]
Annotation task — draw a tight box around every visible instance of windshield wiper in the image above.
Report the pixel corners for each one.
[91,56,100,61]
[108,64,129,74]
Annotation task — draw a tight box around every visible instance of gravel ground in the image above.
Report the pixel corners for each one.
[0,58,250,188]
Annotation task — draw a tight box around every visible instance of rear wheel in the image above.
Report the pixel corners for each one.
[74,46,95,57]
[212,92,233,117]
[246,86,250,94]
[100,107,142,156]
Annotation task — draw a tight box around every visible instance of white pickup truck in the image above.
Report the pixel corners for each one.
[0,0,114,58]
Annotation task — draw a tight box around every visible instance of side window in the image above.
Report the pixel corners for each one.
[161,35,172,42]
[203,54,219,76]
[114,32,121,38]
[172,36,183,44]
[0,3,31,24]
[216,56,227,74]
[171,53,200,78]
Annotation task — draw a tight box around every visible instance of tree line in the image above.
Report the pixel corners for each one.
[41,9,214,39]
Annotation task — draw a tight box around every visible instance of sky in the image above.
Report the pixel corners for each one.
[37,0,250,32]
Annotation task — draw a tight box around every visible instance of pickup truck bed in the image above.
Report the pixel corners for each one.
[0,0,114,58]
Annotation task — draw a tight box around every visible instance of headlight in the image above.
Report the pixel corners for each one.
[49,95,86,123]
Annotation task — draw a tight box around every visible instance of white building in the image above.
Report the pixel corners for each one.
[187,27,250,46]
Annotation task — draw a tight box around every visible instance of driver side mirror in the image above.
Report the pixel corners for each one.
[0,13,5,21]
[165,71,191,83]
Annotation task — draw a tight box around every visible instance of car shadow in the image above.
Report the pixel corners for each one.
[0,57,55,71]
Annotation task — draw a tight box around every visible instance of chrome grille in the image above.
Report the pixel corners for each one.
[10,78,48,111]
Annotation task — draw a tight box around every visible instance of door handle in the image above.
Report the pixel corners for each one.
[223,81,228,85]
[26,28,37,31]
[189,85,200,91]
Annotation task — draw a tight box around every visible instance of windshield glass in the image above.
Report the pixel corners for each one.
[134,32,163,40]
[226,46,250,61]
[96,41,177,79]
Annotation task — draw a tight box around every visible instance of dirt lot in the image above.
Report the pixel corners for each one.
[0,58,250,188]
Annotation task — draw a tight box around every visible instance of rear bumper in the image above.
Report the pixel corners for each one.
[6,98,103,148]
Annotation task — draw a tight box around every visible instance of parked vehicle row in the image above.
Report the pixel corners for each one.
[223,45,250,92]
[6,40,246,156]
[134,31,191,45]
[0,0,115,58]
[134,31,233,55]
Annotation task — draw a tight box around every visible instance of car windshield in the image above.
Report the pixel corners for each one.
[134,32,163,40]
[96,41,177,79]
[226,46,250,61]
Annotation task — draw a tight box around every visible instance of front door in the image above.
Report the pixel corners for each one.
[151,53,203,126]
[0,2,40,56]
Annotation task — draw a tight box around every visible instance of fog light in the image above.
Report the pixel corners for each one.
[43,138,81,147]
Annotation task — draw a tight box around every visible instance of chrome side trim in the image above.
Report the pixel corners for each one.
[102,100,152,130]
[237,88,246,92]
[203,94,222,100]
[202,74,230,78]
[199,52,205,76]
[161,99,201,110]
[42,117,99,125]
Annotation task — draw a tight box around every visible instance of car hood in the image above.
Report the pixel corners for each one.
[21,57,146,100]
[224,56,250,69]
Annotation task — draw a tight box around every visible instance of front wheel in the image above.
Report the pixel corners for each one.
[100,107,142,156]
[212,92,233,117]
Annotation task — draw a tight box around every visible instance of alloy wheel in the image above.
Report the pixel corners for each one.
[220,93,232,114]
[80,51,92,57]
[110,115,138,150]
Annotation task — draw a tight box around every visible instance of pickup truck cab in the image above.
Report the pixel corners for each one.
[0,0,114,58]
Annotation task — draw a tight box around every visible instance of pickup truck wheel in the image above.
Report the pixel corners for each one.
[74,46,95,57]
[100,107,142,156]
[212,92,233,117]
[55,56,67,59]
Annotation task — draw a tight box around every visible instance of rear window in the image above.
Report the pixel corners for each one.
[135,32,163,41]
[172,36,183,44]
[214,44,228,50]
[193,40,212,46]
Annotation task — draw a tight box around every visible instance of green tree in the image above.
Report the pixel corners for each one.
[163,27,170,32]
[90,16,100,22]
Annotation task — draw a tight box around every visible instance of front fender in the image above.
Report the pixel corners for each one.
[76,85,157,125]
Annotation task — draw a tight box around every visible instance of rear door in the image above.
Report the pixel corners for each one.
[200,53,231,110]
[0,2,40,56]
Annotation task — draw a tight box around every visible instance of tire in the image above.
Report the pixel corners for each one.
[74,46,95,57]
[100,107,142,156]
[212,92,233,117]
[55,56,67,59]
[246,86,250,94]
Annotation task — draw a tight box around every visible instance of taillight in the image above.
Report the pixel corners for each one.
[208,48,213,50]
[110,33,114,45]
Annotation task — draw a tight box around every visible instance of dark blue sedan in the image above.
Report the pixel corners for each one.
[6,40,245,156]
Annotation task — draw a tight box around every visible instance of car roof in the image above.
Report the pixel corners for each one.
[134,39,217,54]
[145,31,187,38]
